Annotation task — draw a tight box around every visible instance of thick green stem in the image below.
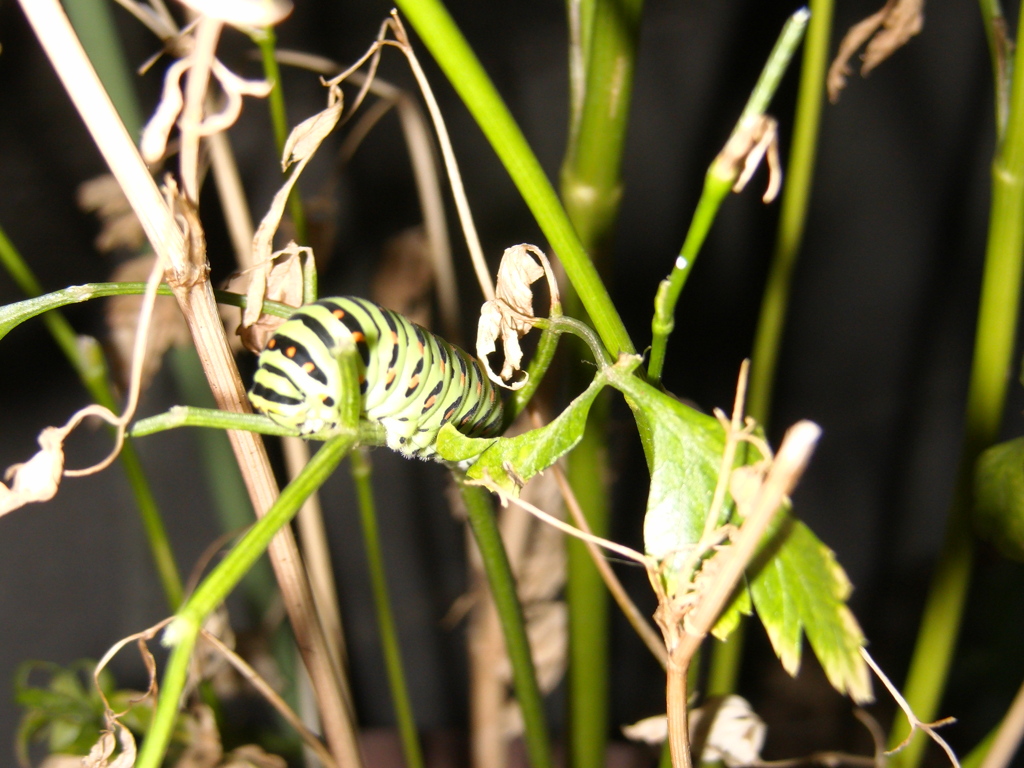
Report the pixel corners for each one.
[889,6,1024,766]
[458,479,553,768]
[350,449,425,768]
[559,1,643,764]
[393,0,634,358]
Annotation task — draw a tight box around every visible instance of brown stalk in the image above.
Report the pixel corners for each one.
[22,2,362,764]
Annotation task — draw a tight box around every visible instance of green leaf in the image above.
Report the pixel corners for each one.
[435,425,499,464]
[606,364,869,703]
[748,516,872,703]
[974,435,1024,561]
[604,367,728,592]
[711,583,752,640]
[458,370,613,494]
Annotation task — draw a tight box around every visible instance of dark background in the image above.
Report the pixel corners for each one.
[1,0,1022,765]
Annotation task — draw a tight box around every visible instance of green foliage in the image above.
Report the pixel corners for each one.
[746,516,872,703]
[14,660,150,765]
[974,435,1024,561]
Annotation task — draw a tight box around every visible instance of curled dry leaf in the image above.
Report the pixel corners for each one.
[0,426,66,517]
[233,243,309,353]
[715,115,782,203]
[140,53,273,165]
[246,84,343,327]
[107,255,192,389]
[77,175,146,253]
[827,0,924,103]
[476,244,555,389]
[83,720,136,768]
[622,696,765,767]
[688,695,766,768]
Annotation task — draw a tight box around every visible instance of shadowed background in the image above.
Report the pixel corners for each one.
[0,0,1020,765]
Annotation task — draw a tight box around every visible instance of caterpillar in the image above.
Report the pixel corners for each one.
[248,296,504,460]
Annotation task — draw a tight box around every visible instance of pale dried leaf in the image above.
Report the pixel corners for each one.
[247,87,342,326]
[522,601,567,694]
[513,472,566,604]
[476,244,551,389]
[728,463,769,519]
[178,0,293,26]
[827,0,923,103]
[716,116,782,203]
[221,745,288,768]
[78,176,147,252]
[371,227,435,328]
[83,721,136,768]
[282,83,344,170]
[240,243,308,344]
[107,256,191,389]
[689,695,766,767]
[622,714,668,744]
[173,704,223,768]
[141,58,190,164]
[494,244,545,332]
[0,427,66,517]
[198,62,273,138]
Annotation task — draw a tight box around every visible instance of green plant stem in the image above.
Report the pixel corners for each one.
[0,226,185,610]
[747,0,831,427]
[253,26,308,243]
[63,0,143,137]
[458,479,553,768]
[889,7,1024,766]
[559,1,643,763]
[350,448,425,768]
[136,432,357,768]
[0,283,295,343]
[393,0,634,358]
[560,0,643,250]
[647,8,810,386]
[978,0,1010,133]
[708,0,832,699]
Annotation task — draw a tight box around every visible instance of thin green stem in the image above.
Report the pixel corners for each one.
[648,8,810,386]
[710,0,831,700]
[978,0,1011,135]
[0,282,293,343]
[350,448,425,768]
[252,26,308,243]
[0,226,184,609]
[558,3,643,764]
[458,479,553,768]
[135,432,356,768]
[393,0,634,358]
[889,6,1024,766]
[747,0,832,427]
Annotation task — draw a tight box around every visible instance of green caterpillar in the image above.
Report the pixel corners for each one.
[248,296,504,460]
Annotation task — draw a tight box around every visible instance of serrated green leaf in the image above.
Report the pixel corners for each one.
[453,360,639,494]
[974,435,1024,561]
[748,516,872,703]
[711,582,752,640]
